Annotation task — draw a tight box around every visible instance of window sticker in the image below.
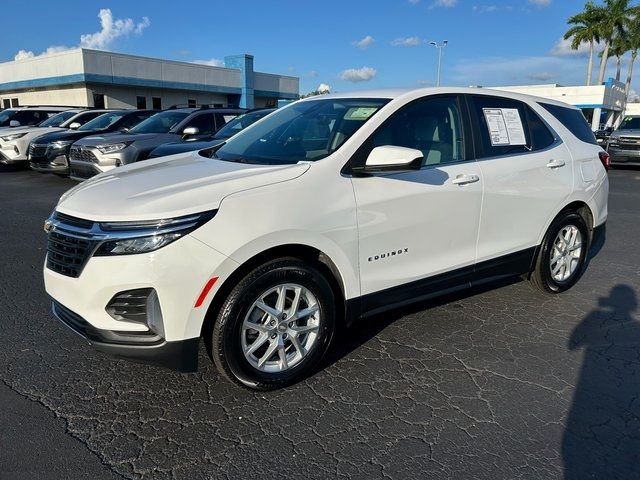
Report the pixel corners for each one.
[345,107,378,120]
[483,108,527,146]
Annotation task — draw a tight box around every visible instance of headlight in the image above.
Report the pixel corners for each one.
[96,142,131,154]
[93,210,217,256]
[51,140,74,150]
[1,132,27,141]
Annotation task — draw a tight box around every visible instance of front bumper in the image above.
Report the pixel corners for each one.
[69,160,109,181]
[607,146,640,164]
[45,232,240,368]
[0,141,27,163]
[53,301,201,371]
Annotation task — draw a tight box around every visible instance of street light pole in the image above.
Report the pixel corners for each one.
[429,40,448,87]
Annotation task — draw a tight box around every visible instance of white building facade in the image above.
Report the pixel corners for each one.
[0,49,299,110]
[491,78,628,131]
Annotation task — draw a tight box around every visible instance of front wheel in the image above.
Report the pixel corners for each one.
[530,211,589,293]
[210,258,336,390]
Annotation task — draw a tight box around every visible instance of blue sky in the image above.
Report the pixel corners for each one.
[1,0,633,94]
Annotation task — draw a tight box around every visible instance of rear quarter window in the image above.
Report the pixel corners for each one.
[539,103,597,145]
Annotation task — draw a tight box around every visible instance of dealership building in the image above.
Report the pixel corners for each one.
[492,78,628,130]
[0,49,299,110]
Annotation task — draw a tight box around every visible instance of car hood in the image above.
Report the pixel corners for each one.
[149,138,223,158]
[74,132,178,147]
[34,129,100,144]
[56,151,310,221]
[1,126,63,136]
[612,129,640,137]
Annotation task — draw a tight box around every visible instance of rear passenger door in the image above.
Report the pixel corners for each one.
[468,94,574,266]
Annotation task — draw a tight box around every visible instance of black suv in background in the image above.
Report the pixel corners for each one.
[69,106,245,180]
[29,110,156,175]
[148,108,275,158]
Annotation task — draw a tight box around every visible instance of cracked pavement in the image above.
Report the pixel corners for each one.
[1,167,639,479]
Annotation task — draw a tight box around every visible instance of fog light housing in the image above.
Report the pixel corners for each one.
[105,288,165,337]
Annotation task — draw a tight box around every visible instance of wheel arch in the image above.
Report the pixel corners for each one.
[529,200,594,275]
[200,243,348,339]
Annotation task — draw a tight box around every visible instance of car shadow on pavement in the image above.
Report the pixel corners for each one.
[562,284,640,480]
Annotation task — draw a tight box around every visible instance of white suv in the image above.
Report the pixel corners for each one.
[44,88,608,390]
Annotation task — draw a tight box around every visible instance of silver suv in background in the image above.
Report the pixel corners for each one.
[69,107,245,180]
[0,109,106,165]
[606,115,640,166]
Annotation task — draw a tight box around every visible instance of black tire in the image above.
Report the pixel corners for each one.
[530,211,589,293]
[210,257,336,390]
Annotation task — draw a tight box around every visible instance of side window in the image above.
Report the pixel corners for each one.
[368,96,466,166]
[76,111,104,125]
[526,106,555,151]
[184,113,215,134]
[539,102,597,145]
[471,96,532,158]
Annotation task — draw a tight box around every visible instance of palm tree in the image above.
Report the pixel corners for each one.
[596,0,636,85]
[564,1,605,86]
[609,35,628,81]
[625,15,640,97]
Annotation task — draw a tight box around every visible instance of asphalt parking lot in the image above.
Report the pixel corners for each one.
[1,167,639,480]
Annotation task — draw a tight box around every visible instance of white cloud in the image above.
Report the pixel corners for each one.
[390,36,422,47]
[527,72,556,81]
[430,0,458,7]
[80,9,149,49]
[193,58,224,67]
[529,0,551,5]
[352,35,375,50]
[13,9,150,61]
[473,5,498,13]
[550,36,605,57]
[339,66,377,82]
[317,83,331,93]
[287,66,295,72]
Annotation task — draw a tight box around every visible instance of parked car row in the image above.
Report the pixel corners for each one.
[1,104,276,180]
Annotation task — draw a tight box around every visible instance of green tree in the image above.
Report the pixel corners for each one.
[625,15,640,97]
[564,1,605,85]
[609,35,629,80]
[596,0,637,85]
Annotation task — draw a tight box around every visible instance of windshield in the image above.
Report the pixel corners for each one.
[618,116,640,130]
[0,109,18,125]
[214,110,272,139]
[130,111,190,134]
[214,99,388,164]
[78,111,127,131]
[39,111,78,127]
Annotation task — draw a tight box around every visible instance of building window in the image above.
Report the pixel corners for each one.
[93,93,105,109]
[136,96,147,109]
[152,97,162,110]
[2,99,10,108]
[10,98,19,107]
[188,99,197,108]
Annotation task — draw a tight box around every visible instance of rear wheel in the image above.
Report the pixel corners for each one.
[210,258,336,390]
[530,211,589,293]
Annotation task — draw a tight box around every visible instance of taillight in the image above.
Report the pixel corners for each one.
[598,151,610,171]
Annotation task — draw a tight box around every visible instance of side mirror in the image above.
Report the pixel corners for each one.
[352,145,424,174]
[9,120,20,127]
[68,122,81,130]
[119,127,130,133]
[182,126,199,138]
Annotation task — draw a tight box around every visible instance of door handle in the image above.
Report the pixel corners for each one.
[546,159,566,169]
[452,174,480,185]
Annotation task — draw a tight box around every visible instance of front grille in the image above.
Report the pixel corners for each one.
[46,212,98,278]
[69,163,99,180]
[70,146,98,163]
[29,144,48,159]
[617,143,640,151]
[46,230,96,277]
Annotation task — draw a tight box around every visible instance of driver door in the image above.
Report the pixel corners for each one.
[350,95,483,310]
